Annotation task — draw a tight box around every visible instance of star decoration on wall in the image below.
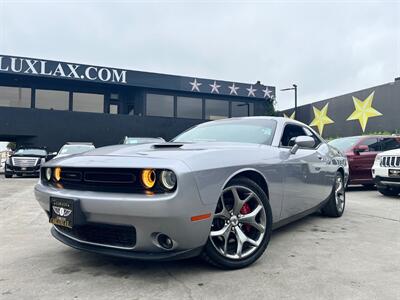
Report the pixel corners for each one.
[263,87,273,99]
[209,81,221,94]
[189,78,202,92]
[228,83,239,95]
[246,85,257,97]
[346,91,382,132]
[309,103,334,135]
[283,111,295,119]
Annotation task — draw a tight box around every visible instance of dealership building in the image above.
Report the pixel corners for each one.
[0,54,275,151]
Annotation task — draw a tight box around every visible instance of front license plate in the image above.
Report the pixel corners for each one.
[49,197,74,228]
[389,169,400,177]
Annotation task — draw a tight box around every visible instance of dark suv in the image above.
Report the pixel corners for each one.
[4,147,48,178]
[329,135,400,186]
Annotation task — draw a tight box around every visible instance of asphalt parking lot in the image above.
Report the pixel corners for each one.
[0,177,399,300]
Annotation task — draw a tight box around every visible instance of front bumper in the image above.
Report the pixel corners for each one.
[372,165,400,187]
[6,164,41,175]
[51,227,203,260]
[34,173,215,259]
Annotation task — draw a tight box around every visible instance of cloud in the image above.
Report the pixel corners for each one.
[0,0,398,110]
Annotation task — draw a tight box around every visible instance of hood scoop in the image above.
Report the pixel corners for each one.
[152,143,184,149]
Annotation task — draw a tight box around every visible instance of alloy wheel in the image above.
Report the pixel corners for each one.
[209,185,267,259]
[335,175,345,212]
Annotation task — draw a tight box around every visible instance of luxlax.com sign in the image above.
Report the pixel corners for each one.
[0,56,127,84]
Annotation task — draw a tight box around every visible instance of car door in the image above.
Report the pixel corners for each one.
[351,137,380,182]
[279,123,325,219]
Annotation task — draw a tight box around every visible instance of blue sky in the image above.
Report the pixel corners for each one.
[0,0,398,111]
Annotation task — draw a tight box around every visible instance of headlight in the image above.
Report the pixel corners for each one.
[40,158,46,165]
[54,167,62,181]
[160,170,177,190]
[141,169,156,189]
[45,168,52,181]
[5,157,10,165]
[375,155,382,164]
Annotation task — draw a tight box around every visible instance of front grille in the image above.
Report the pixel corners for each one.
[381,156,400,167]
[43,167,168,193]
[56,223,136,248]
[12,157,38,167]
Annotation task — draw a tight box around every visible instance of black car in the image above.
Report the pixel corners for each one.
[4,147,48,178]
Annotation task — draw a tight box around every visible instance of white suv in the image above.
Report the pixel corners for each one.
[372,149,400,196]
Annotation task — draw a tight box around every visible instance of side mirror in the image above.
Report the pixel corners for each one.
[290,136,315,154]
[354,145,369,154]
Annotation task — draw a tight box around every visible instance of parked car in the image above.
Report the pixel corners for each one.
[372,148,400,196]
[5,147,48,178]
[329,135,400,187]
[121,136,165,145]
[35,117,348,269]
[55,142,95,159]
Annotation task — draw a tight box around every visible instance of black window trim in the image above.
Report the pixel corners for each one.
[278,121,324,150]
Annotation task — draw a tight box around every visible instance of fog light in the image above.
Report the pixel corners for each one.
[45,168,52,181]
[157,234,173,250]
[54,167,61,182]
[160,170,177,190]
[141,169,156,189]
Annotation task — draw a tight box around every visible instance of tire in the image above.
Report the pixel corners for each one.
[377,187,400,197]
[4,173,12,178]
[321,171,345,218]
[202,177,272,269]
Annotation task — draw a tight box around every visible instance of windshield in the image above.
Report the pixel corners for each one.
[59,145,94,155]
[173,119,277,145]
[328,136,360,151]
[14,149,47,156]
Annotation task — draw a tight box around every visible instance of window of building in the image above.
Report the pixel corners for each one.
[0,86,31,108]
[231,101,254,117]
[73,92,104,113]
[109,104,119,114]
[35,89,69,111]
[110,93,119,100]
[205,99,229,120]
[177,96,202,119]
[146,94,174,117]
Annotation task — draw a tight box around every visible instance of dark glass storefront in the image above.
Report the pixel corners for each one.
[0,54,275,151]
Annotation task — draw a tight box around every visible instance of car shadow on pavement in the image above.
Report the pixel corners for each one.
[346,185,376,192]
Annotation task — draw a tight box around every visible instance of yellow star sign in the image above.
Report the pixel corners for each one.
[283,111,295,119]
[346,91,382,132]
[309,103,334,135]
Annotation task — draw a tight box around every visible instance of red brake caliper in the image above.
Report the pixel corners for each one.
[240,203,252,232]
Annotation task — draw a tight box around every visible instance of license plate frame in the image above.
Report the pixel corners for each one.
[49,197,75,228]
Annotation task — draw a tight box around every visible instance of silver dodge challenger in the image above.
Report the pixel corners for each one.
[35,117,348,269]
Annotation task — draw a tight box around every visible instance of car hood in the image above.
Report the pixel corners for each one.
[45,142,267,169]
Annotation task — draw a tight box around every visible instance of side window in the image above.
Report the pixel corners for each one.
[280,124,306,147]
[303,127,321,148]
[359,138,380,151]
[380,138,400,151]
